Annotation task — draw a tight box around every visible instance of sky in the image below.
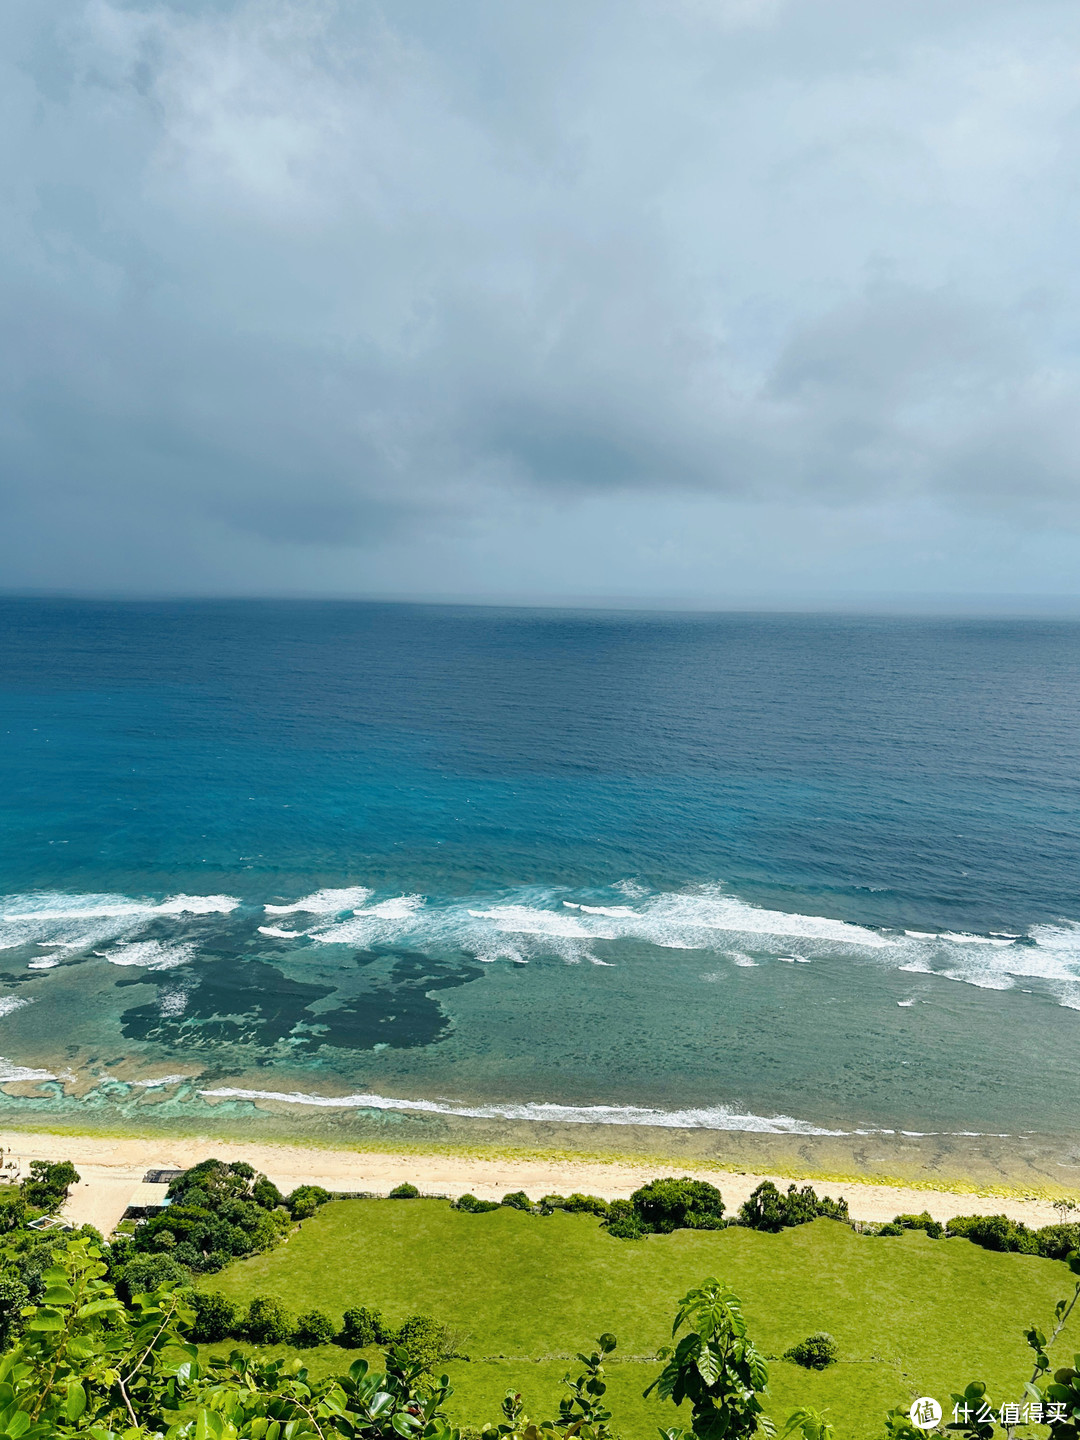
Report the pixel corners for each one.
[3,0,1080,605]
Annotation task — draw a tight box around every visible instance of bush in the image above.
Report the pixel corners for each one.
[454,1193,500,1213]
[1036,1223,1080,1261]
[388,1183,420,1199]
[739,1182,848,1233]
[871,1212,943,1240]
[287,1185,332,1220]
[293,1309,337,1347]
[252,1177,284,1210]
[188,1291,239,1343]
[501,1191,532,1211]
[0,1190,27,1234]
[603,1198,645,1240]
[339,1305,392,1348]
[113,1252,188,1301]
[628,1177,725,1234]
[561,1193,610,1217]
[784,1332,839,1370]
[244,1294,294,1345]
[394,1313,451,1370]
[947,1214,1040,1254]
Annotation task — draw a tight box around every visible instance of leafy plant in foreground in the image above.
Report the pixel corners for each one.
[646,1277,771,1440]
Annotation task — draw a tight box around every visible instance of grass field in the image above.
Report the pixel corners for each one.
[200,1199,1080,1439]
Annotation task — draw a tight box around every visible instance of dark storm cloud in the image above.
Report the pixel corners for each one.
[2,0,1080,594]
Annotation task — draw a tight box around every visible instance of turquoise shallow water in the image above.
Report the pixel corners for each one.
[1,598,1079,1140]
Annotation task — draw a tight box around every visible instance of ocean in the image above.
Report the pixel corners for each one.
[1,598,1079,1153]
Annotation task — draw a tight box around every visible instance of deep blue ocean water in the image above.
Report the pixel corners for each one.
[1,598,1079,1139]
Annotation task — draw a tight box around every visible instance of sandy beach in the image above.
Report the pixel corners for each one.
[0,1129,1068,1239]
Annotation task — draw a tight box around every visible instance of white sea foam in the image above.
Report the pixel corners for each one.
[0,1057,55,1083]
[0,998,28,1018]
[27,957,60,970]
[197,1086,848,1135]
[0,891,239,959]
[258,925,306,938]
[104,941,196,971]
[265,887,371,915]
[131,1074,194,1087]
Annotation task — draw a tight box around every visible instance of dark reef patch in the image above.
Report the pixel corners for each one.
[118,948,483,1054]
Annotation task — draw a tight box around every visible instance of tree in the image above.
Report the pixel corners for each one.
[390,1183,421,1199]
[341,1304,393,1347]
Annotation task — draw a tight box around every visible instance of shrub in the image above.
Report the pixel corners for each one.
[561,1193,609,1217]
[287,1185,332,1220]
[872,1212,943,1240]
[739,1182,848,1233]
[188,1291,239,1343]
[1036,1223,1080,1261]
[947,1214,1040,1254]
[252,1177,284,1210]
[784,1333,839,1370]
[388,1183,420,1199]
[629,1177,725,1234]
[339,1305,392,1348]
[501,1191,532,1211]
[603,1198,645,1240]
[0,1271,29,1346]
[0,1190,27,1234]
[113,1252,188,1301]
[293,1309,337,1347]
[244,1294,294,1345]
[454,1193,500,1213]
[395,1313,451,1370]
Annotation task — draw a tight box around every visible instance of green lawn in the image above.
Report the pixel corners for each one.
[200,1200,1080,1439]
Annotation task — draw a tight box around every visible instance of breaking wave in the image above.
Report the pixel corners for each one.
[0,880,1078,1009]
[197,1086,848,1135]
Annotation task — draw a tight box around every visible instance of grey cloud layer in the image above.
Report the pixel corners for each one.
[2,0,1080,593]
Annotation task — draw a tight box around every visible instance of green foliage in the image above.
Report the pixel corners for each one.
[244,1293,295,1344]
[947,1213,1041,1254]
[0,1233,195,1436]
[562,1195,610,1217]
[341,1305,394,1348]
[738,1183,848,1234]
[0,1193,26,1236]
[630,1178,726,1236]
[481,1335,618,1440]
[454,1195,501,1214]
[783,1334,839,1370]
[390,1184,422,1200]
[288,1184,333,1220]
[501,1192,533,1212]
[20,1161,79,1216]
[113,1250,188,1302]
[781,1406,834,1440]
[188,1290,238,1343]
[124,1158,291,1275]
[396,1314,453,1370]
[252,1175,285,1210]
[646,1277,770,1440]
[945,1213,1080,1261]
[0,1272,29,1348]
[293,1308,337,1348]
[1037,1224,1080,1262]
[602,1199,645,1240]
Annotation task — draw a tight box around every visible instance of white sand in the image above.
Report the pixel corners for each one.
[0,1130,1066,1238]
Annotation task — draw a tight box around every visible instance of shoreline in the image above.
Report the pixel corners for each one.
[0,1124,1071,1239]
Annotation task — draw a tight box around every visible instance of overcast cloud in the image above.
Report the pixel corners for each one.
[3,0,1080,601]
